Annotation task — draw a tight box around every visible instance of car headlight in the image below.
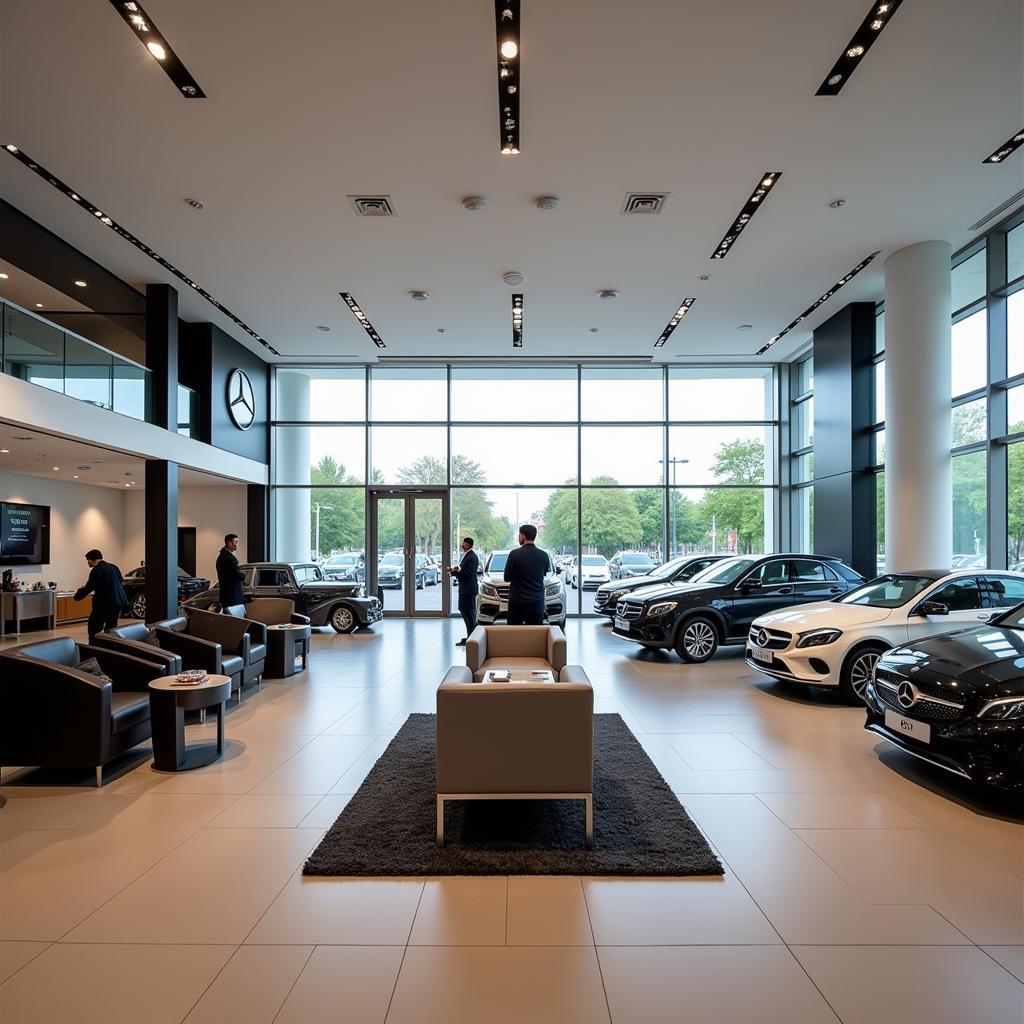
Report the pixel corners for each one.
[977,697,1024,721]
[645,601,677,618]
[355,584,365,597]
[796,628,843,648]
[481,582,499,598]
[608,590,627,602]
[545,583,561,597]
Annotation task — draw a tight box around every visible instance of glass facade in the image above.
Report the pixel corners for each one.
[789,354,813,552]
[272,365,778,614]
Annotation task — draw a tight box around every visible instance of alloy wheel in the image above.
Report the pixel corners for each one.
[683,621,716,659]
[131,594,146,619]
[849,651,880,700]
[331,605,355,632]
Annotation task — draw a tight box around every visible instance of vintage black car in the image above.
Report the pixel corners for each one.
[184,561,382,633]
[594,554,726,617]
[864,602,1024,792]
[612,553,863,662]
[123,565,210,621]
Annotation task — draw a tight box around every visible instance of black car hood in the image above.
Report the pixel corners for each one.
[621,580,723,603]
[880,625,1024,698]
[596,574,668,594]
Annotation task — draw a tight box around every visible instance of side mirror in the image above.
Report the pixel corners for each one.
[915,600,949,616]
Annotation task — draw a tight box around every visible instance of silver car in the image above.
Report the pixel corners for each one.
[476,549,567,628]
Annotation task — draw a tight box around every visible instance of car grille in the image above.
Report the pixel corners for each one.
[616,599,645,621]
[873,670,966,722]
[747,626,791,650]
[594,591,619,611]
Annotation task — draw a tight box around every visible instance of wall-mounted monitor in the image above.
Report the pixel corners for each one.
[0,501,51,566]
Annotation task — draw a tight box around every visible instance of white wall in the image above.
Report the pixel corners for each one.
[0,471,125,591]
[122,485,248,582]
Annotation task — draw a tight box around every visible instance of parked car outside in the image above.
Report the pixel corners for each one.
[415,553,442,586]
[184,561,382,633]
[123,565,210,621]
[477,549,567,629]
[609,552,656,580]
[612,554,863,662]
[746,570,1024,702]
[566,555,611,589]
[863,601,1024,792]
[377,552,427,590]
[322,551,365,583]
[594,554,725,617]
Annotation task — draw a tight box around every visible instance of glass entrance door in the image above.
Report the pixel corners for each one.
[369,491,449,617]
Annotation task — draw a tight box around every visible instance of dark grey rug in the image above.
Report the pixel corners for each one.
[303,713,723,876]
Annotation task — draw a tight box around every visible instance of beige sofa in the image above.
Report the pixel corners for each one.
[436,624,594,847]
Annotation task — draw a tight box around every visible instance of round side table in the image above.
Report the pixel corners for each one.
[148,674,232,772]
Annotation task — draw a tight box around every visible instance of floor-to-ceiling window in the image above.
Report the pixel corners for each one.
[789,354,814,552]
[271,364,779,614]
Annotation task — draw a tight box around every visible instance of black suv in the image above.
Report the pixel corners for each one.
[612,554,863,662]
[594,554,725,617]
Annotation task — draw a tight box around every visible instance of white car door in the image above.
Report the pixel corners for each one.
[905,576,988,641]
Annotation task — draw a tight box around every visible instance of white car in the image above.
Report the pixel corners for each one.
[566,555,611,589]
[745,569,1024,702]
[477,549,567,628]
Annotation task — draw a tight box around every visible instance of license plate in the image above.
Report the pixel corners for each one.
[884,709,931,744]
[750,646,773,664]
[614,616,630,631]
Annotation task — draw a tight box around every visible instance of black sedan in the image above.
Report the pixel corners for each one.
[184,561,382,633]
[123,565,210,621]
[612,553,863,662]
[864,603,1024,792]
[594,554,725,617]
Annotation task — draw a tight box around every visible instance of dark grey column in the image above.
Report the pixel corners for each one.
[247,484,269,562]
[812,302,876,578]
[145,460,179,622]
[146,284,179,431]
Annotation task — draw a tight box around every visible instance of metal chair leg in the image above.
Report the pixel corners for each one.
[199,708,206,725]
[584,795,593,849]
[95,765,103,788]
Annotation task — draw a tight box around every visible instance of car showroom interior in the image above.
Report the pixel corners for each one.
[0,1,1022,1022]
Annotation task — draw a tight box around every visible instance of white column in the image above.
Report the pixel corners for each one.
[274,371,311,561]
[884,241,952,571]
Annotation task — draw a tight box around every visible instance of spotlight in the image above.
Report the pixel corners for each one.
[816,0,904,96]
[653,298,695,347]
[73,280,88,288]
[493,1,521,155]
[709,171,782,259]
[500,40,518,59]
[146,40,166,60]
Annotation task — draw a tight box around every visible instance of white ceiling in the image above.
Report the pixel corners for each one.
[0,422,242,490]
[1,0,1022,364]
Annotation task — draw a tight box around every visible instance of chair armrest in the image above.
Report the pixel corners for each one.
[245,621,268,647]
[558,664,591,685]
[155,628,222,673]
[547,627,567,673]
[289,613,311,626]
[80,643,167,691]
[439,665,474,688]
[93,633,183,675]
[466,626,487,672]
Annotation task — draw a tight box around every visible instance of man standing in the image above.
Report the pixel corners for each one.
[450,536,479,646]
[216,533,245,609]
[504,524,551,625]
[75,549,128,643]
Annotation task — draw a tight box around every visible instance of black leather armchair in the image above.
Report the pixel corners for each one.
[237,598,311,663]
[151,610,247,699]
[0,636,166,786]
[221,605,268,687]
[94,622,183,675]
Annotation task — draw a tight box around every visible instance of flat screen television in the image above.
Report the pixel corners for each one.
[0,501,51,566]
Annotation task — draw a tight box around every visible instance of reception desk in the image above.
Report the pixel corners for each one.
[0,590,57,638]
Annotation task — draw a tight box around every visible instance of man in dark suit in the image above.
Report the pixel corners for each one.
[75,549,128,643]
[216,533,245,609]
[504,524,551,625]
[450,536,479,646]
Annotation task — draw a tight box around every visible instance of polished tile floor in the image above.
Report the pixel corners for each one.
[1,618,1021,1023]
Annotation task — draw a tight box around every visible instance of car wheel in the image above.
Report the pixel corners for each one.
[329,604,358,633]
[840,644,886,704]
[675,616,719,663]
[131,593,146,620]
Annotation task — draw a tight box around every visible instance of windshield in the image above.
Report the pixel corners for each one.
[328,555,357,566]
[381,554,403,566]
[997,604,1024,629]
[689,557,756,585]
[649,556,689,579]
[487,552,509,572]
[838,575,933,608]
[583,556,607,566]
[621,553,652,564]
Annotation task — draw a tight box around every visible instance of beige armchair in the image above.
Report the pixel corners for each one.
[465,624,568,681]
[435,664,594,848]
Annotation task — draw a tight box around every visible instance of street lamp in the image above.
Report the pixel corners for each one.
[659,457,689,557]
[313,502,333,560]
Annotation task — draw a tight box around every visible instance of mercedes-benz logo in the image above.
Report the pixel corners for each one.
[227,369,256,431]
[897,681,917,709]
[756,628,769,647]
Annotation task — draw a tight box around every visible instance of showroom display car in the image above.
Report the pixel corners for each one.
[322,551,365,583]
[745,570,1024,702]
[609,551,657,580]
[565,555,611,589]
[184,561,382,633]
[123,565,210,621]
[594,554,725,617]
[477,549,567,629]
[612,554,863,662]
[863,602,1024,792]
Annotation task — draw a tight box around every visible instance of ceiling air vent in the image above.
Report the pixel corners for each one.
[622,192,669,215]
[348,195,396,217]
[968,187,1024,231]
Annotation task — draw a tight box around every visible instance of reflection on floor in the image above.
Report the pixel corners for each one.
[0,618,1021,1024]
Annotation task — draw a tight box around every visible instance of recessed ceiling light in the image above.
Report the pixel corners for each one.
[316,325,331,332]
[73,280,88,288]
[828,197,847,208]
[654,298,696,347]
[184,197,205,210]
[500,40,518,59]
[409,291,430,301]
[598,290,618,300]
[0,449,9,454]
[339,293,386,348]
[0,272,8,279]
[758,251,881,354]
[710,172,782,259]
[502,271,524,286]
[2,145,278,354]
[462,196,487,211]
[983,129,1024,165]
[535,196,560,210]
[698,274,711,281]
[589,327,599,333]
[437,328,446,333]
[816,0,904,96]
[494,1,521,155]
[511,293,524,348]
[107,0,206,98]
[737,324,753,331]
[52,466,60,471]
[73,475,79,479]
[35,303,43,308]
